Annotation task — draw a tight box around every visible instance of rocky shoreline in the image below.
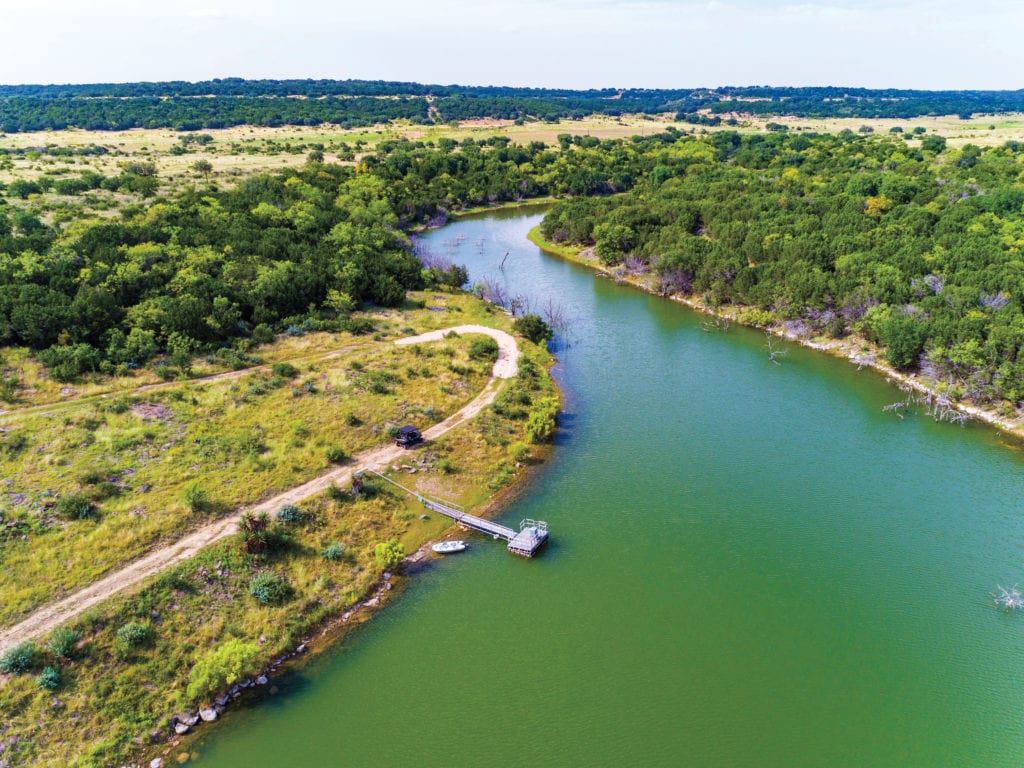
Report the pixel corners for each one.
[530,229,1024,441]
[131,564,409,768]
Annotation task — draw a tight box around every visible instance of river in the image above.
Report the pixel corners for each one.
[195,209,1024,767]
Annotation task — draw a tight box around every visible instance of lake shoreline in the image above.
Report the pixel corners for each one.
[141,342,560,766]
[526,226,1024,441]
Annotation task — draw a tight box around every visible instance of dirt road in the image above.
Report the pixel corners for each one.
[0,326,518,652]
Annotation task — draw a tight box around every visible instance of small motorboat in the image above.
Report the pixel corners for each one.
[431,540,467,554]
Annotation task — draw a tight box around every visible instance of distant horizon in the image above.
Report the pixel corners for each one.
[3,77,1023,93]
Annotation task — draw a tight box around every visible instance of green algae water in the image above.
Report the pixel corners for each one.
[196,210,1024,767]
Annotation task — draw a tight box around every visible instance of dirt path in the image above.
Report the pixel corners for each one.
[0,326,518,652]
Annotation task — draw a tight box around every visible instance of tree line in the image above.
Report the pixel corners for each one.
[4,79,1024,132]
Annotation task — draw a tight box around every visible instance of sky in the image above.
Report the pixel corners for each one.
[3,0,1023,90]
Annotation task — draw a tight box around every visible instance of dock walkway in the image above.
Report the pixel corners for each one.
[361,469,548,557]
[421,498,548,558]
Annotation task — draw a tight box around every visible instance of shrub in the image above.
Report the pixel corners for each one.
[344,412,362,427]
[468,336,500,361]
[187,639,260,702]
[508,442,531,463]
[513,314,553,344]
[55,494,97,521]
[343,318,375,335]
[249,571,292,605]
[276,504,306,524]
[37,665,61,690]
[252,323,275,344]
[0,641,37,674]
[241,511,271,554]
[325,446,347,464]
[525,397,560,444]
[326,484,350,503]
[182,482,208,512]
[374,539,405,571]
[322,542,346,561]
[116,622,152,651]
[38,343,102,382]
[48,627,81,659]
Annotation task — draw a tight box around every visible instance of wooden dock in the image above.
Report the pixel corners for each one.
[359,469,548,557]
[420,498,549,558]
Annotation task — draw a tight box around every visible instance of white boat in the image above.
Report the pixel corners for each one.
[431,540,467,554]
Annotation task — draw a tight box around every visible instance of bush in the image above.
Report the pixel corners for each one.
[249,571,292,605]
[374,539,405,571]
[182,482,208,512]
[187,639,260,702]
[276,504,306,524]
[344,412,362,427]
[508,442,531,463]
[270,363,298,380]
[525,397,559,444]
[252,323,275,344]
[468,336,500,361]
[48,627,81,659]
[241,511,270,554]
[322,542,346,561]
[55,494,97,521]
[0,641,37,674]
[513,314,553,344]
[39,343,103,382]
[37,665,61,690]
[116,622,152,651]
[325,446,347,464]
[343,318,375,335]
[326,484,350,503]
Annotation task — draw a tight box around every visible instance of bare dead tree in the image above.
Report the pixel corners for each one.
[980,290,1010,311]
[765,332,788,365]
[500,251,510,271]
[472,276,509,310]
[850,350,876,370]
[994,585,1024,612]
[915,388,967,425]
[543,296,577,347]
[701,316,730,332]
[508,293,534,318]
[882,402,908,420]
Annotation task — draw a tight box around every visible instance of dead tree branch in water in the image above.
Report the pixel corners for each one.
[765,332,787,365]
[509,293,534,318]
[995,585,1024,612]
[543,297,576,346]
[883,402,908,420]
[472,276,508,309]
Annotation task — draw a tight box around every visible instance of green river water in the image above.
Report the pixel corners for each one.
[196,210,1024,767]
